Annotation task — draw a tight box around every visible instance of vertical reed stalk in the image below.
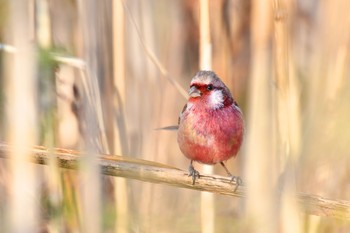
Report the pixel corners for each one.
[36,1,64,231]
[113,0,129,232]
[8,1,38,232]
[272,0,302,232]
[199,0,214,233]
[77,0,105,231]
[244,0,276,232]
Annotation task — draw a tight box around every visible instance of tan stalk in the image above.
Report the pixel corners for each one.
[113,0,129,232]
[244,0,277,232]
[199,1,214,233]
[77,0,106,232]
[36,0,64,232]
[272,0,302,232]
[7,1,38,232]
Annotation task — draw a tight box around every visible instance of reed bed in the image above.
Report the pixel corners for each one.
[0,0,350,232]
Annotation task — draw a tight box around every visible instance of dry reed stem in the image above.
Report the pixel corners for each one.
[113,0,129,232]
[36,1,65,232]
[0,142,349,220]
[120,0,188,99]
[77,0,104,232]
[0,43,17,53]
[272,0,302,232]
[7,1,38,232]
[0,44,86,69]
[245,0,276,232]
[199,0,214,233]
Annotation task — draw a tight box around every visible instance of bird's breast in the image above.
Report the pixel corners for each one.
[177,105,244,164]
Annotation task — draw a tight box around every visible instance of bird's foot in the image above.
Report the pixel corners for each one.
[188,163,200,185]
[219,162,242,192]
[230,176,243,193]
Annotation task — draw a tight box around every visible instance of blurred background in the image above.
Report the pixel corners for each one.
[1,0,350,232]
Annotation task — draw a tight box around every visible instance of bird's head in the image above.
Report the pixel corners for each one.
[188,70,234,110]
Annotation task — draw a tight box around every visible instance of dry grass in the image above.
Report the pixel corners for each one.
[1,0,350,232]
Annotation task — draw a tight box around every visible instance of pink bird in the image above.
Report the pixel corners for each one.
[177,71,244,189]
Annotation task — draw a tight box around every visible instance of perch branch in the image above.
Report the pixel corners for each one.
[0,142,349,219]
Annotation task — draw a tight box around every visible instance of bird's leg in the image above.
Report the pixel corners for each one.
[220,162,242,192]
[188,160,200,185]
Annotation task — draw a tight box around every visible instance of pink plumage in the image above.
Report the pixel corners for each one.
[177,71,244,187]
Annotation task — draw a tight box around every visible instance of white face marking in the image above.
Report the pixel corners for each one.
[208,90,224,109]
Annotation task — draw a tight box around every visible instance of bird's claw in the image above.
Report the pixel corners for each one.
[188,164,200,185]
[230,176,243,193]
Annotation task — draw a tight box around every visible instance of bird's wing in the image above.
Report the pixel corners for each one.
[154,125,179,131]
[178,103,187,125]
[155,103,187,131]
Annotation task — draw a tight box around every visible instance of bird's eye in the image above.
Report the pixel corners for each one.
[207,84,213,91]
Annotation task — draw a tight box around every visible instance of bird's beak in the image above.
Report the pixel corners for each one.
[189,86,201,98]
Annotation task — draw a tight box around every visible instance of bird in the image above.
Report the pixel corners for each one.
[177,70,244,190]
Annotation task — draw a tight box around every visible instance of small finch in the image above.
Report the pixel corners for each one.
[177,71,244,189]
